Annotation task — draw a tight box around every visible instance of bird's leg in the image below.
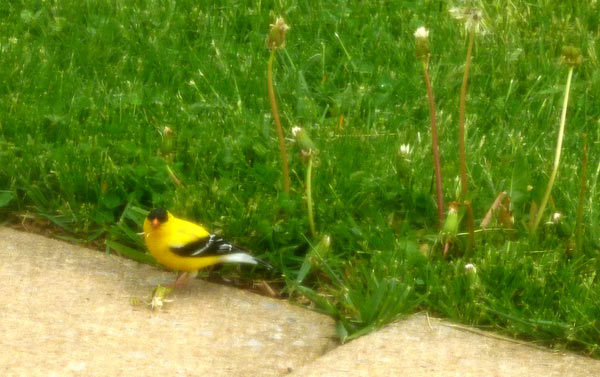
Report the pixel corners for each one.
[166,272,189,288]
[163,270,199,289]
[168,271,200,288]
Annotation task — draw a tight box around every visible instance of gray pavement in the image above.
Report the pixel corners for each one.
[2,227,600,376]
[289,314,600,376]
[0,228,335,376]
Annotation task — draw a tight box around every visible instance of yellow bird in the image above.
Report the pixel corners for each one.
[143,208,272,287]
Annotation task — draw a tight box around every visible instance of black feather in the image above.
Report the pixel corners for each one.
[170,234,245,257]
[170,235,273,269]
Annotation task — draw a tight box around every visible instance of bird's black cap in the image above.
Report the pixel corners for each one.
[147,208,169,223]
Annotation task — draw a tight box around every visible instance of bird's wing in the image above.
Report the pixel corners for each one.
[167,216,243,257]
[170,233,244,257]
[165,217,209,245]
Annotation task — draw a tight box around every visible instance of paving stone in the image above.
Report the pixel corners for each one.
[0,228,336,377]
[289,314,600,377]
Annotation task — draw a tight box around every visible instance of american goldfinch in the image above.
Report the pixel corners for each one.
[143,208,272,287]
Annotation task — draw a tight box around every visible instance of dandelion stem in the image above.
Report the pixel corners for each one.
[575,134,588,253]
[589,152,600,240]
[267,49,290,194]
[459,31,476,252]
[532,66,574,233]
[422,60,444,228]
[306,154,316,237]
[166,165,183,187]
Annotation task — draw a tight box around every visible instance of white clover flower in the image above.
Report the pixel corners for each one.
[552,212,562,224]
[414,26,429,40]
[292,126,302,137]
[398,144,413,157]
[464,263,477,273]
[162,126,173,137]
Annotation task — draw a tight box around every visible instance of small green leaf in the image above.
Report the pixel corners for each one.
[295,285,338,317]
[295,257,312,285]
[335,321,349,343]
[0,191,15,208]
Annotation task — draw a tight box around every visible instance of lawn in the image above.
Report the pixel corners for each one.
[1,0,600,355]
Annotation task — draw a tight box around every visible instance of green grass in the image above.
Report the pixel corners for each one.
[2,0,600,355]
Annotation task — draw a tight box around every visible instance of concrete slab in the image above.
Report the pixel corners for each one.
[0,228,336,377]
[3,227,600,377]
[288,314,600,377]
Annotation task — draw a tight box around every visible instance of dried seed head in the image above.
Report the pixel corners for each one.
[450,7,485,34]
[292,126,318,154]
[414,26,430,62]
[560,45,582,67]
[266,17,289,50]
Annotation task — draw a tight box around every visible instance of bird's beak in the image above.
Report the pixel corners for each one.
[151,218,161,229]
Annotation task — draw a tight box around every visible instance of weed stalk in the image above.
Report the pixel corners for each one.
[589,151,600,242]
[306,153,316,237]
[451,7,484,253]
[266,18,291,194]
[532,47,580,233]
[293,127,319,238]
[415,27,444,228]
[575,134,588,253]
[458,30,476,252]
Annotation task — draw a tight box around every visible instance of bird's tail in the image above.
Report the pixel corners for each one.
[221,252,273,270]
